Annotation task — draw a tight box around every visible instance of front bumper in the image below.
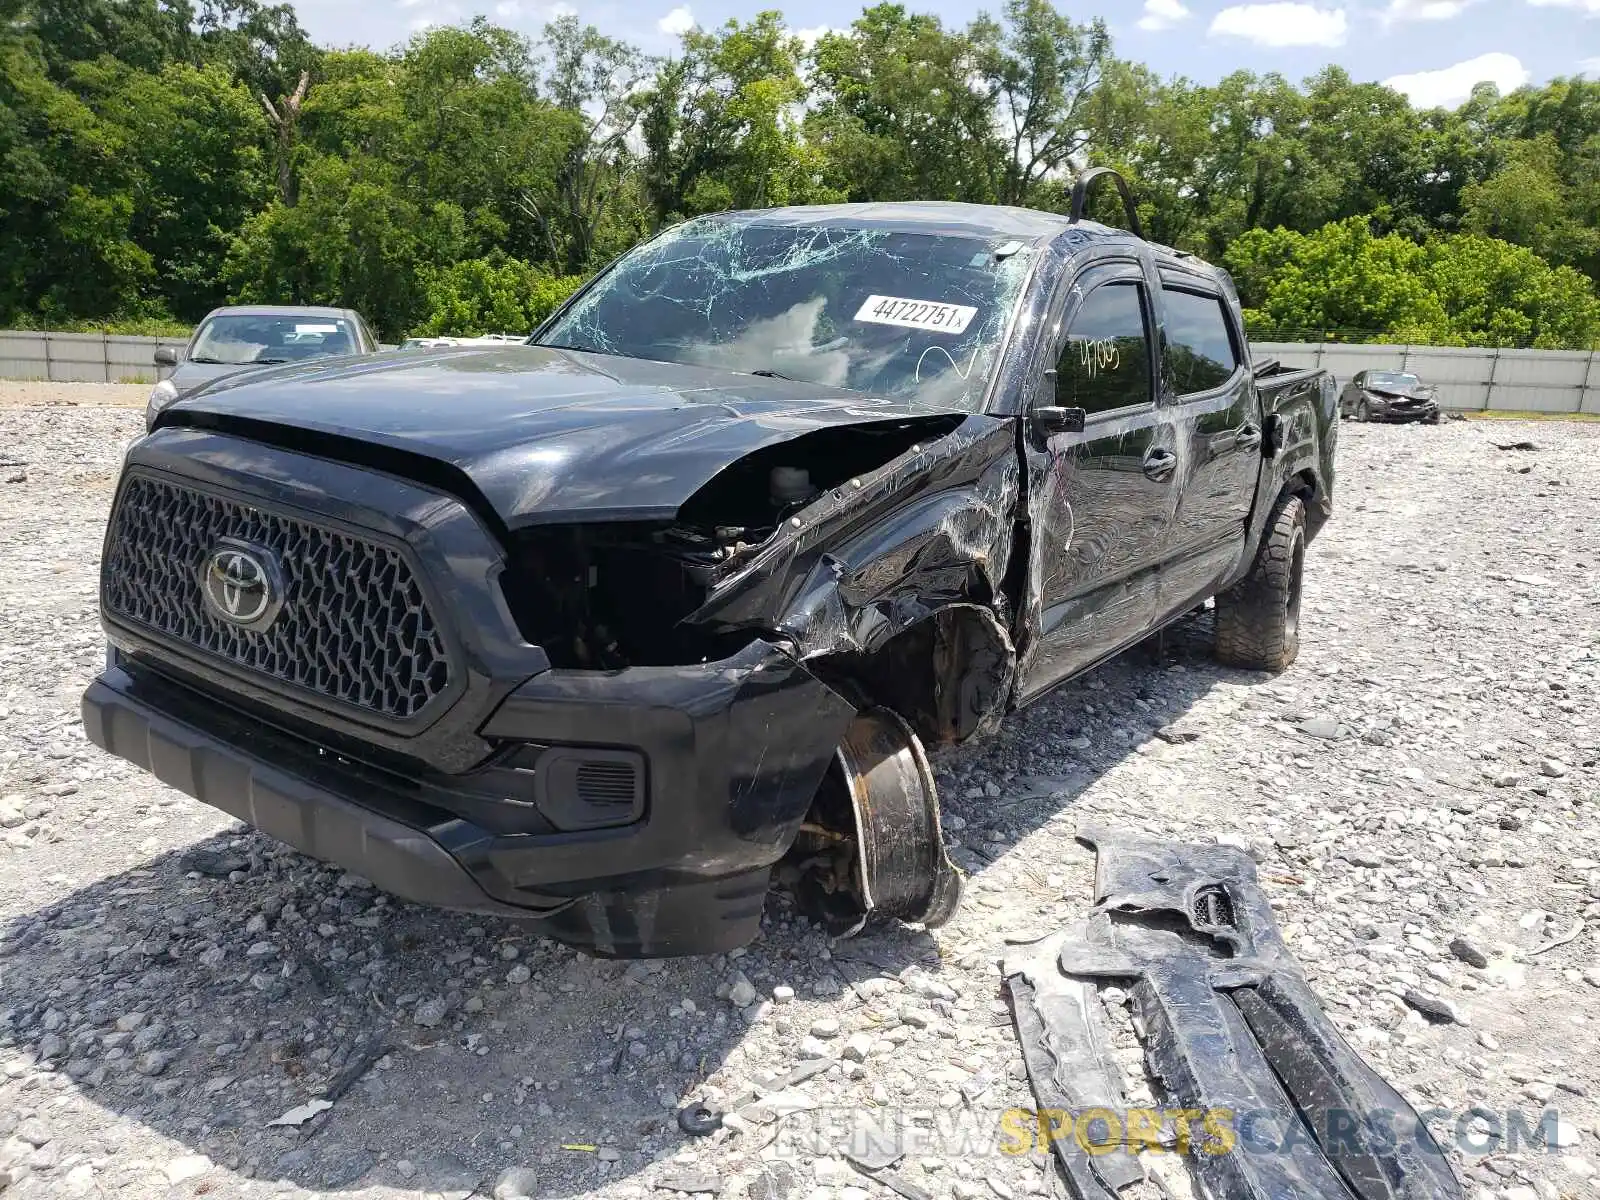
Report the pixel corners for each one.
[84,642,856,957]
[1364,399,1439,422]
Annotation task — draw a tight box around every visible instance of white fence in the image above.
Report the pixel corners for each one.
[0,330,188,384]
[1,329,1597,413]
[1254,342,1600,415]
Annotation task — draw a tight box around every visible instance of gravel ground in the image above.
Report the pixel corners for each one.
[0,400,1597,1200]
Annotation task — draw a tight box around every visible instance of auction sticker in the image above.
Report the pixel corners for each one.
[854,295,977,335]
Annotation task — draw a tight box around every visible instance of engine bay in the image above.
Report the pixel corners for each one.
[499,417,963,668]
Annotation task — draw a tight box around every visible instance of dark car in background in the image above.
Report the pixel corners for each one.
[1338,369,1441,423]
[147,305,380,429]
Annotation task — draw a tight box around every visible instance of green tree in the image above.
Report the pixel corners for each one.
[96,62,270,317]
[806,5,996,203]
[0,28,152,323]
[1425,235,1600,348]
[417,256,583,335]
[1226,218,1600,348]
[640,11,832,225]
[1224,218,1448,341]
[539,15,654,271]
[1460,134,1599,270]
[971,0,1110,208]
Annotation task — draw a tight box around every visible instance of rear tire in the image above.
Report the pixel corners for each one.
[1215,494,1306,673]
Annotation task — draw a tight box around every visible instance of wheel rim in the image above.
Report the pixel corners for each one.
[1285,529,1306,645]
[1356,400,1369,421]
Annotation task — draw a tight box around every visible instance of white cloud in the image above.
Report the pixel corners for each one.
[1137,0,1191,31]
[793,24,843,48]
[1583,57,1600,72]
[1381,0,1475,20]
[1526,0,1600,12]
[495,0,520,15]
[1384,52,1530,107]
[407,2,461,28]
[657,5,694,36]
[1208,4,1348,46]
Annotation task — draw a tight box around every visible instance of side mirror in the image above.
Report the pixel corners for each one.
[153,346,179,367]
[1030,405,1087,438]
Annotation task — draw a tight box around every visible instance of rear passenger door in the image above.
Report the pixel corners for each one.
[1154,277,1263,620]
[1014,261,1174,703]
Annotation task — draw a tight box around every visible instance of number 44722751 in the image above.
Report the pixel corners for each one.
[854,295,978,335]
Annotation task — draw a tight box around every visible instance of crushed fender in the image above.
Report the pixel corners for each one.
[1005,828,1464,1200]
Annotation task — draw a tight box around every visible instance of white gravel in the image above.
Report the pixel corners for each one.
[0,402,1597,1200]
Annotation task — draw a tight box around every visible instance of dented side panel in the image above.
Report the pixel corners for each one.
[672,415,1024,744]
[1011,252,1176,703]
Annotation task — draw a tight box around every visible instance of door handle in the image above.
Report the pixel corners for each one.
[1142,448,1177,481]
[1236,423,1263,452]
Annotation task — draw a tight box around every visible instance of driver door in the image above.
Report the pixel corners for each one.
[1013,259,1175,704]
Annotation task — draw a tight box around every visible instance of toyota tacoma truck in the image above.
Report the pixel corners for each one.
[84,172,1337,957]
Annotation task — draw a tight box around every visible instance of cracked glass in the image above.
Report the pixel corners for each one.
[536,218,1033,413]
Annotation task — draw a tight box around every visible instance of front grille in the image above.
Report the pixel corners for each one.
[103,474,453,722]
[1191,883,1236,930]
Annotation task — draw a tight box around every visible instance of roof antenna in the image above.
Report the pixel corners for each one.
[1068,167,1144,240]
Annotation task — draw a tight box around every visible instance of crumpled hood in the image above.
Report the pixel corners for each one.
[161,345,954,527]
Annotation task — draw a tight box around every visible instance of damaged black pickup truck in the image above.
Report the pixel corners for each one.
[84,176,1337,957]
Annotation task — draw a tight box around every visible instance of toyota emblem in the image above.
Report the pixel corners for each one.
[200,540,285,631]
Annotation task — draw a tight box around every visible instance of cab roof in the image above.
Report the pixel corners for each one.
[201,305,355,320]
[701,201,1135,247]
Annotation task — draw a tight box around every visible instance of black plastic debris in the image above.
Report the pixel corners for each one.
[1005,827,1464,1200]
[1005,945,1146,1199]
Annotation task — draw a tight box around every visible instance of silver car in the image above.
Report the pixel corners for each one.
[147,305,381,429]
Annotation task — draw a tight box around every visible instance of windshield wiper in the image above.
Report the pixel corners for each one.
[187,355,227,364]
[253,357,290,364]
[749,368,797,381]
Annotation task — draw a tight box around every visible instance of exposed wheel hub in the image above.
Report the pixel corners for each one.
[783,708,964,934]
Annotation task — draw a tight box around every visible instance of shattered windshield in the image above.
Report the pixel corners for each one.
[536,219,1034,412]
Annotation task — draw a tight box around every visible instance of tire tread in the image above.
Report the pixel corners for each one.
[1215,494,1305,672]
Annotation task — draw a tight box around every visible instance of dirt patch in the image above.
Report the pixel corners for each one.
[0,381,149,409]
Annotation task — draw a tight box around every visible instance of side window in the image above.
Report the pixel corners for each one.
[1162,288,1239,395]
[1054,282,1152,415]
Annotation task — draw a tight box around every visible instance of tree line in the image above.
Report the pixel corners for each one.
[3,0,1599,347]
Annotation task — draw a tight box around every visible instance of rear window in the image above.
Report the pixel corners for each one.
[1161,289,1239,396]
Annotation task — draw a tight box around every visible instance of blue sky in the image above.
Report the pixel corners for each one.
[295,0,1599,109]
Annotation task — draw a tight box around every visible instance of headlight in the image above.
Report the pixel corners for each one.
[145,379,179,431]
[1362,391,1389,407]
